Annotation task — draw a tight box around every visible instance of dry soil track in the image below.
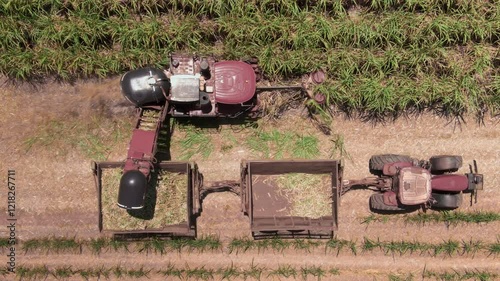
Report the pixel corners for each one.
[0,79,499,280]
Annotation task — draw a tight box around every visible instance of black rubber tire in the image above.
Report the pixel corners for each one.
[430,155,462,174]
[369,154,412,175]
[369,194,409,213]
[430,192,463,209]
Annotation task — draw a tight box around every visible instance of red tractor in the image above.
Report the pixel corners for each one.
[115,54,322,209]
[344,154,484,212]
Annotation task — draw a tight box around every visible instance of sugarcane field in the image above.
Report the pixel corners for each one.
[0,1,499,280]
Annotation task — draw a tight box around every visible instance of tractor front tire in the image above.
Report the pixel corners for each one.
[369,154,412,175]
[430,155,462,174]
[430,192,463,209]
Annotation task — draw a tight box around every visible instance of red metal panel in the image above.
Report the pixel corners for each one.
[431,174,469,192]
[128,129,156,156]
[124,129,157,172]
[214,61,256,104]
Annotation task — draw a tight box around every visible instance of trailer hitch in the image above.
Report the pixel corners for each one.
[200,181,241,200]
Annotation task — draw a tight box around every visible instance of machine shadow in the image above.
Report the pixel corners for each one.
[127,172,159,220]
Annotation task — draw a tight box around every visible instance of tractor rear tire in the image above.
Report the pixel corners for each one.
[369,154,412,175]
[369,194,413,213]
[430,155,462,174]
[430,192,463,209]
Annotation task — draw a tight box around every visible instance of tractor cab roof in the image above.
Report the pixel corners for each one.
[214,61,256,104]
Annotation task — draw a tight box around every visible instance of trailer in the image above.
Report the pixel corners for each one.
[92,159,343,239]
[92,161,202,239]
[240,160,343,239]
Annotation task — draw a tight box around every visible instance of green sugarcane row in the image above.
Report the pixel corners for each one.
[1,10,497,52]
[8,265,497,280]
[1,3,497,71]
[0,1,498,117]
[1,0,498,17]
[1,4,497,77]
[3,236,499,257]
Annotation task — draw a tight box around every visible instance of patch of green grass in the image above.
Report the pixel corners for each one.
[246,129,294,159]
[461,239,485,256]
[217,263,240,280]
[21,237,81,254]
[52,266,74,278]
[329,268,341,276]
[0,238,10,248]
[17,265,50,280]
[361,238,491,257]
[325,238,357,255]
[22,116,130,160]
[487,241,500,256]
[12,236,500,258]
[292,239,321,252]
[383,240,430,256]
[268,238,292,252]
[228,238,255,254]
[293,135,320,159]
[241,262,264,280]
[108,239,130,252]
[245,128,321,159]
[89,237,108,255]
[77,133,110,160]
[52,237,81,253]
[185,266,214,280]
[301,265,326,280]
[12,263,498,280]
[125,267,151,278]
[78,267,110,280]
[160,264,184,279]
[187,236,222,253]
[269,265,297,279]
[178,129,213,160]
[112,266,125,278]
[220,131,236,153]
[164,238,189,253]
[405,211,500,225]
[329,134,351,160]
[362,237,382,252]
[12,263,345,280]
[361,214,390,225]
[361,211,500,226]
[423,269,498,281]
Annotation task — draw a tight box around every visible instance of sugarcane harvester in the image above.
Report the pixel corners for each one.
[116,54,322,209]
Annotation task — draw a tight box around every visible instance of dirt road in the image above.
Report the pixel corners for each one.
[0,79,498,280]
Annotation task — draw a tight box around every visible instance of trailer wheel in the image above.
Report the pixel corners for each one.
[430,155,462,174]
[369,154,412,175]
[430,192,462,209]
[369,194,414,213]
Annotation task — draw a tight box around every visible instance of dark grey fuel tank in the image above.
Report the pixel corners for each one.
[117,170,148,209]
[120,67,170,107]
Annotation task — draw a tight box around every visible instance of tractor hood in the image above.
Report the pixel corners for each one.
[398,167,432,205]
